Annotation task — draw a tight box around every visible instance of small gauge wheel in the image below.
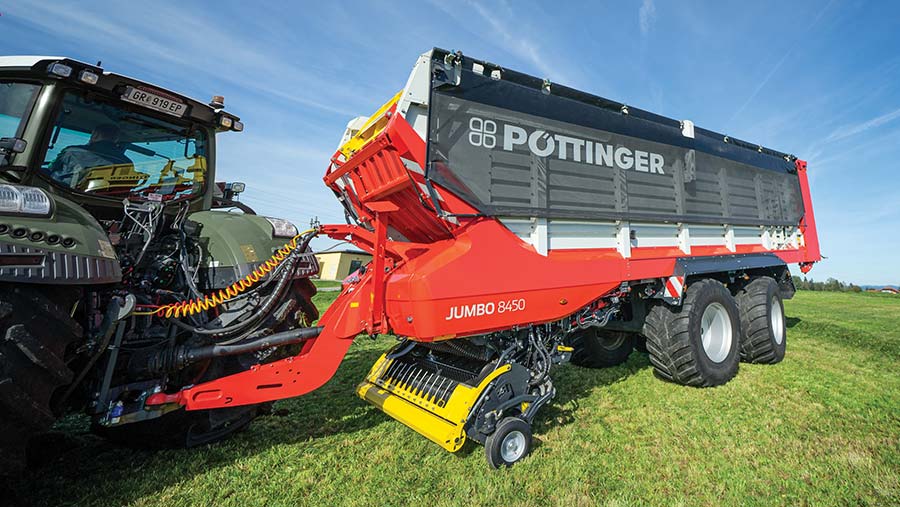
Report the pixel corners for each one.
[485,416,532,468]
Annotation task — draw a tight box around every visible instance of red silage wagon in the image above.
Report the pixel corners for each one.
[153,49,820,467]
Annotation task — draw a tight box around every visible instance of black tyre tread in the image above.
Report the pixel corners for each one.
[634,335,649,353]
[736,277,786,364]
[569,330,634,368]
[642,279,739,387]
[0,285,81,474]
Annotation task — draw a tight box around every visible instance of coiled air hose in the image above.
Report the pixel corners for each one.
[154,228,317,320]
[167,252,296,337]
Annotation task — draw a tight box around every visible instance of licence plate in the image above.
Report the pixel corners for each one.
[121,86,187,117]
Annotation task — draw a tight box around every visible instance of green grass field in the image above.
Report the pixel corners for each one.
[311,279,343,289]
[7,291,900,506]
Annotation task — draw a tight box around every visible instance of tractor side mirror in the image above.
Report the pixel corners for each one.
[0,138,27,167]
[0,137,27,154]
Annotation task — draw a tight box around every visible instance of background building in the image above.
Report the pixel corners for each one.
[314,250,372,281]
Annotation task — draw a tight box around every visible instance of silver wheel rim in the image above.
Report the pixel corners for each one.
[700,302,733,363]
[770,297,784,345]
[500,430,526,462]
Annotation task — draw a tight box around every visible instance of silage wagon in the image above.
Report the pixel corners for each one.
[148,49,821,467]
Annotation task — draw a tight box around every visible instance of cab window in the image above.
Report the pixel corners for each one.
[41,91,208,201]
[0,81,40,139]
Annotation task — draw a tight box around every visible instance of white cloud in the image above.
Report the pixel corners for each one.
[639,0,657,35]
[3,0,367,118]
[727,0,836,128]
[467,1,556,79]
[825,107,900,143]
[425,0,577,85]
[215,133,345,224]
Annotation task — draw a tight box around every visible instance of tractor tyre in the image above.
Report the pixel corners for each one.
[735,277,786,364]
[0,285,81,474]
[634,335,649,353]
[642,278,740,387]
[569,329,634,368]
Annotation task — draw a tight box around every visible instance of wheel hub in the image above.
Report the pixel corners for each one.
[700,302,733,363]
[770,297,784,345]
[500,430,526,462]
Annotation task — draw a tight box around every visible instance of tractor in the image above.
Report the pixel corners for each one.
[0,56,319,472]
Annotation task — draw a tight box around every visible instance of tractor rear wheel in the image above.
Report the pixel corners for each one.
[643,278,740,387]
[569,329,634,368]
[634,335,649,353]
[0,285,81,474]
[735,277,786,364]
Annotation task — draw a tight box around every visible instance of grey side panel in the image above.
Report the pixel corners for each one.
[425,50,804,228]
[674,253,786,277]
[428,94,803,226]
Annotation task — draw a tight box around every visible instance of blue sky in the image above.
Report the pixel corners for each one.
[2,0,898,285]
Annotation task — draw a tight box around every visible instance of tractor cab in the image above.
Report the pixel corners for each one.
[0,56,243,211]
[0,57,320,473]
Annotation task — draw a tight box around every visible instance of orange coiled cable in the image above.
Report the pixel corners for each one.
[156,229,315,319]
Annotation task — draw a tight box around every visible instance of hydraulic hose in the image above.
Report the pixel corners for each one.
[168,253,297,337]
[528,329,552,387]
[55,297,122,411]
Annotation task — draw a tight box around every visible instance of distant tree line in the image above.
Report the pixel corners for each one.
[794,277,863,292]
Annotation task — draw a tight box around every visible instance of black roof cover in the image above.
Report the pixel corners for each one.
[425,49,803,226]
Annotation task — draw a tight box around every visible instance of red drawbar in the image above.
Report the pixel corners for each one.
[149,271,376,410]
